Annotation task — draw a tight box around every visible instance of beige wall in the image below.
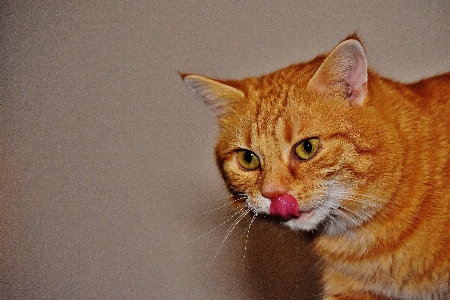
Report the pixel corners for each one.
[1,1,449,299]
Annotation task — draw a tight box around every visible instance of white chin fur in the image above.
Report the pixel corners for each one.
[284,208,330,231]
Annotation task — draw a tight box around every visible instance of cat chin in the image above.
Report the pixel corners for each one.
[283,207,330,231]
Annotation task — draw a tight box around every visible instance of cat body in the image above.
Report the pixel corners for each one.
[182,36,450,299]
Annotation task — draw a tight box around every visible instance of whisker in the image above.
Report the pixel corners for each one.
[314,182,388,205]
[214,205,243,222]
[213,208,251,263]
[198,196,245,216]
[186,207,246,244]
[325,198,369,220]
[325,189,387,204]
[242,212,258,265]
[320,196,380,235]
[323,189,387,212]
[181,193,240,218]
[340,204,372,221]
[316,202,348,233]
[335,194,389,220]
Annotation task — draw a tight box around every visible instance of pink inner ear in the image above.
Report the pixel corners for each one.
[308,39,368,106]
[269,194,299,219]
[345,54,368,105]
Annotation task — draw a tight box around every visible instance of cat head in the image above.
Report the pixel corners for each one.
[182,38,398,235]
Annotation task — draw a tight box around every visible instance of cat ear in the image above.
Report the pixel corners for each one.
[307,39,368,105]
[181,73,244,117]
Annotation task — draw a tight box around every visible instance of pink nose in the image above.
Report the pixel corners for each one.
[269,193,300,219]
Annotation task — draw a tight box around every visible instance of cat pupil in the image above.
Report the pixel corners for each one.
[303,140,312,153]
[244,150,254,163]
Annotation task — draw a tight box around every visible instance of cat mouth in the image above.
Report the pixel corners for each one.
[285,209,316,221]
[249,197,326,231]
[298,209,314,218]
[267,208,324,232]
[268,193,316,220]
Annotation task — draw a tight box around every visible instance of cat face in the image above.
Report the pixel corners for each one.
[214,83,379,233]
[183,39,400,235]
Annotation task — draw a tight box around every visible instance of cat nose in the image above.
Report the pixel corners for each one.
[262,190,286,200]
[261,183,288,200]
[261,171,291,200]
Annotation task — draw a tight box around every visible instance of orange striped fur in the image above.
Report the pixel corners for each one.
[182,36,450,299]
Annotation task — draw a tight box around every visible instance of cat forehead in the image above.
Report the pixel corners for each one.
[240,79,318,126]
[243,66,322,111]
[248,67,313,98]
[227,96,314,150]
[242,79,306,114]
[217,57,347,145]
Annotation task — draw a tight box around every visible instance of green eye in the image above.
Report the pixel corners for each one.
[294,138,320,160]
[237,150,260,170]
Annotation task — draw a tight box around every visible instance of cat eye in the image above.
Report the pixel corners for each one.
[294,138,320,160]
[237,150,260,170]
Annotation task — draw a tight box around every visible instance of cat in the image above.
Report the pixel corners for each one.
[181,35,450,300]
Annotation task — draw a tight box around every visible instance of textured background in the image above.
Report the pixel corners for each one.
[1,1,449,299]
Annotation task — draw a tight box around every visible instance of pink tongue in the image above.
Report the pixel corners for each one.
[269,193,300,219]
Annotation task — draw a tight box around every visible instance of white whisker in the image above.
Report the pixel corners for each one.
[186,207,245,244]
[243,212,258,265]
[316,202,348,233]
[213,208,251,263]
[199,197,244,215]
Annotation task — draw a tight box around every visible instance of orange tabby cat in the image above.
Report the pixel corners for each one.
[181,35,450,299]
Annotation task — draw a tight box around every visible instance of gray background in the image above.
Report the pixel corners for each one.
[1,1,449,299]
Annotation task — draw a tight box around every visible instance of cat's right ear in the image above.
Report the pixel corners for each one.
[307,39,368,106]
[180,73,244,118]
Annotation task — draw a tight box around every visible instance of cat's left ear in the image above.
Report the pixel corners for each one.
[181,73,244,117]
[307,39,368,105]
